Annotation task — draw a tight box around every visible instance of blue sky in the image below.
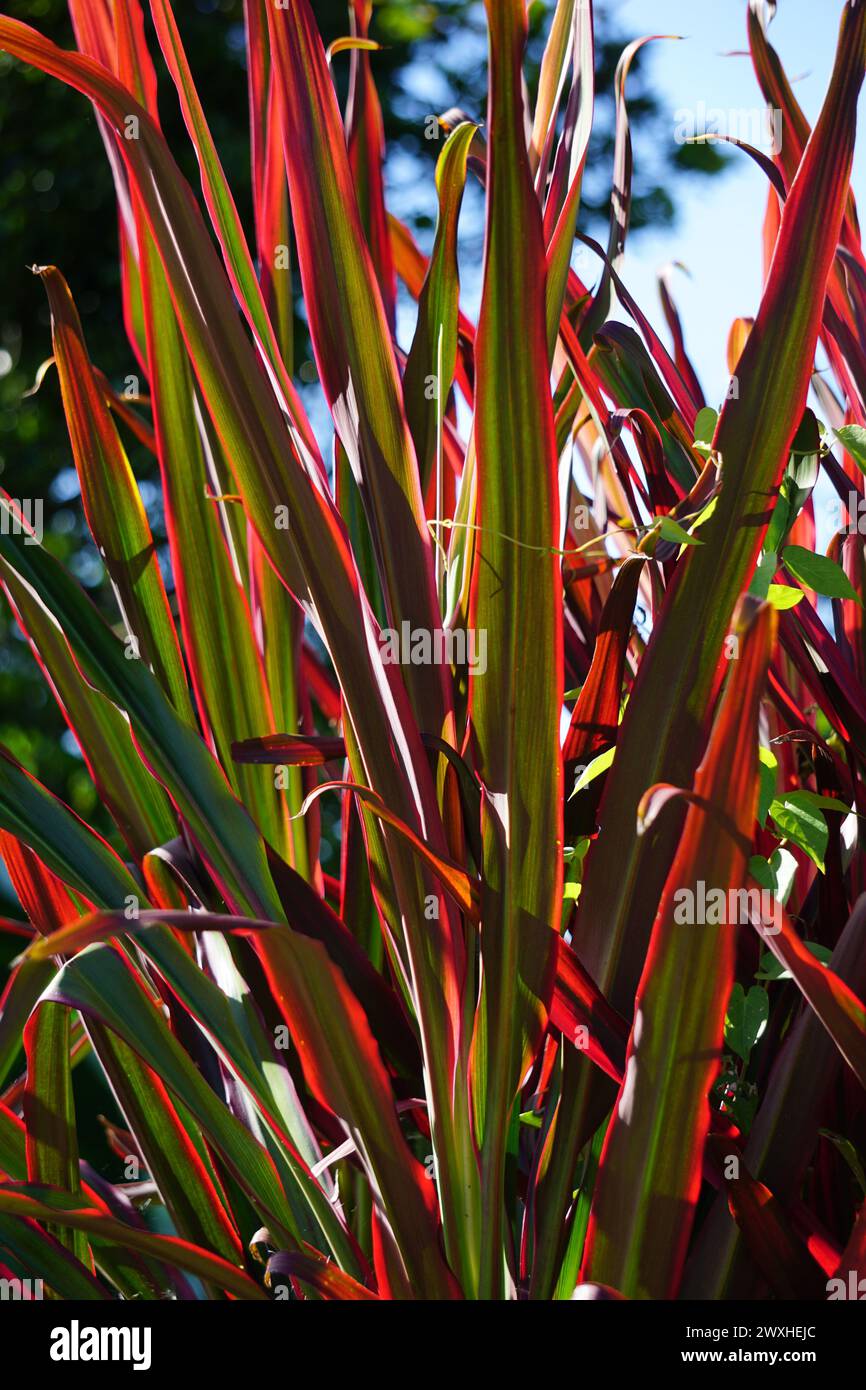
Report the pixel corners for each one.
[389,1,864,407]
[360,0,866,494]
[616,0,866,405]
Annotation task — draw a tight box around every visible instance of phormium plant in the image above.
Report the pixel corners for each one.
[0,0,864,1303]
